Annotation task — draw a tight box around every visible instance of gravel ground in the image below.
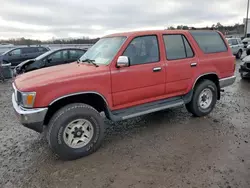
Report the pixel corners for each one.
[0,61,250,188]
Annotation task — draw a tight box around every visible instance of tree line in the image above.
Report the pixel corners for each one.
[0,37,100,46]
[167,22,245,35]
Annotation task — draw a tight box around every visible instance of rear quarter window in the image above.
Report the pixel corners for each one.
[190,31,227,53]
[38,47,48,52]
[22,47,38,54]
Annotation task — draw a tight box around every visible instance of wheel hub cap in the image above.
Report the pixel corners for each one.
[63,119,94,149]
[198,88,213,109]
[71,127,85,138]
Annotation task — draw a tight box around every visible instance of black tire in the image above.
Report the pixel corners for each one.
[185,80,217,117]
[236,50,242,59]
[47,103,105,160]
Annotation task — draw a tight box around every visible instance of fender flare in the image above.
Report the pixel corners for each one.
[49,91,109,106]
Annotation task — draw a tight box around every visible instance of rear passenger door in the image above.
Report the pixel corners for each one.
[163,34,198,96]
[21,47,37,61]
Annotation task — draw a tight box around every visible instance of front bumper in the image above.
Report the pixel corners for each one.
[219,75,236,88]
[12,94,48,133]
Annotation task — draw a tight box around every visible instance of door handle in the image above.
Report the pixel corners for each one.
[190,62,197,67]
[153,67,162,72]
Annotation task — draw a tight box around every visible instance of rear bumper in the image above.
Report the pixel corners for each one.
[219,75,236,88]
[12,94,48,133]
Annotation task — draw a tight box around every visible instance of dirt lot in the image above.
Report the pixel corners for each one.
[0,62,250,188]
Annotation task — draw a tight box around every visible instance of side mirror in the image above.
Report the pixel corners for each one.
[8,52,12,56]
[117,56,129,68]
[41,60,46,67]
[47,58,52,63]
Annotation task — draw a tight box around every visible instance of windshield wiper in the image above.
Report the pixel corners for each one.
[79,59,99,67]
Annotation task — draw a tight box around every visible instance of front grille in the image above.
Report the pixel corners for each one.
[243,42,248,45]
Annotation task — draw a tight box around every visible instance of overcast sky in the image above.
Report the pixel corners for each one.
[0,0,247,40]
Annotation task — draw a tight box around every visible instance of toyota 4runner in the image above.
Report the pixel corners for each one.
[12,30,236,160]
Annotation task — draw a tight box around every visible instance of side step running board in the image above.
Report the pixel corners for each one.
[107,98,185,122]
[121,100,184,120]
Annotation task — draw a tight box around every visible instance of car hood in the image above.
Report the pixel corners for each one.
[14,62,103,91]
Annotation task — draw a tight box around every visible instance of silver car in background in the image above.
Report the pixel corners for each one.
[242,37,250,48]
[226,38,244,59]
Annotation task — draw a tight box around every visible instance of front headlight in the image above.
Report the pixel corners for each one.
[20,92,36,108]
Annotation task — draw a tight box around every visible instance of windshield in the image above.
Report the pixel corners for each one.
[35,50,54,60]
[2,48,13,55]
[79,36,126,65]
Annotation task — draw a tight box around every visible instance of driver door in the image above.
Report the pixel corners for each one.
[111,35,165,108]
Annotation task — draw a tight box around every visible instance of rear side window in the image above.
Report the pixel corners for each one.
[227,39,233,45]
[38,47,48,52]
[49,50,68,60]
[190,31,227,53]
[69,50,85,59]
[22,47,37,54]
[231,39,238,45]
[10,49,21,56]
[163,34,194,60]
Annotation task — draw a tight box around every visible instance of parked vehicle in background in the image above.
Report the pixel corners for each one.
[12,30,236,160]
[242,37,250,48]
[239,48,250,79]
[226,38,244,59]
[14,48,86,76]
[246,43,250,50]
[0,46,50,66]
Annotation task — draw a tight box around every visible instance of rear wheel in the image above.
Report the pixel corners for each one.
[47,103,105,160]
[186,80,217,117]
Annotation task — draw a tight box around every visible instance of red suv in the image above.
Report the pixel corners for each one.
[12,30,236,160]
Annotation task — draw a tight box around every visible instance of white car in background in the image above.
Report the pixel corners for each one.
[242,37,250,48]
[226,38,244,59]
[246,44,250,50]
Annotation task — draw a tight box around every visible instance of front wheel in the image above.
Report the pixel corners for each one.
[47,103,105,160]
[186,80,217,117]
